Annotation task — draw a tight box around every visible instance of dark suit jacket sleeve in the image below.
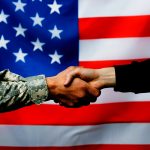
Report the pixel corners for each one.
[114,59,150,93]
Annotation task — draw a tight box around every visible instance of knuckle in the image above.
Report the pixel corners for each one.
[79,84,87,91]
[75,67,82,74]
[95,90,101,97]
[67,66,76,71]
[90,87,101,97]
[75,68,80,73]
[68,102,74,107]
[78,91,86,99]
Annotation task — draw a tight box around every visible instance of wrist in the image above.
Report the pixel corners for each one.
[97,67,116,88]
[46,76,57,99]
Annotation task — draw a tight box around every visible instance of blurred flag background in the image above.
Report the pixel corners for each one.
[0,0,150,149]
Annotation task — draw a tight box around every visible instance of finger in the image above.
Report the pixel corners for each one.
[64,67,85,86]
[64,70,78,86]
[59,102,64,106]
[60,100,83,108]
[84,102,90,106]
[59,98,77,107]
[88,96,97,103]
[59,97,86,108]
[84,93,97,103]
[81,99,91,106]
[87,84,101,98]
[64,73,74,87]
[77,93,94,106]
[69,102,83,108]
[53,99,59,103]
[89,81,102,90]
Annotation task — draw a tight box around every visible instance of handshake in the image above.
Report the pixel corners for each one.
[46,66,116,107]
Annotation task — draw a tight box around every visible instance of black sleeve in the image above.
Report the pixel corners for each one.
[114,59,150,93]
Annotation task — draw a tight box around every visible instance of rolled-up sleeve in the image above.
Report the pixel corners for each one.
[0,69,49,112]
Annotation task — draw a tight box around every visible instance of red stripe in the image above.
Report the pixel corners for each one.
[0,102,150,125]
[79,59,146,68]
[79,15,150,39]
[1,145,150,150]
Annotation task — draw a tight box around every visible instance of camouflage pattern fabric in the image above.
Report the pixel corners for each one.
[0,70,48,112]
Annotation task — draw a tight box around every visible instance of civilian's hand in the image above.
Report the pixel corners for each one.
[64,66,116,90]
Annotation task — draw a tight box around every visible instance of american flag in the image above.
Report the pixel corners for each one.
[0,0,150,149]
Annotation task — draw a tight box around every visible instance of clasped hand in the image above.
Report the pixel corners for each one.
[46,66,115,108]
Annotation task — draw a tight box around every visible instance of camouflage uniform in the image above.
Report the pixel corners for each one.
[0,69,49,112]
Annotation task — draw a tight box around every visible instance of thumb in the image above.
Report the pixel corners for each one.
[64,68,96,86]
[64,68,84,86]
[64,72,75,86]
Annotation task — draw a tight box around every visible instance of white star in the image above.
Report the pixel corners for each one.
[49,25,63,39]
[0,35,10,49]
[13,0,27,12]
[31,38,45,52]
[13,24,27,37]
[48,0,62,14]
[30,13,45,27]
[13,48,28,63]
[49,50,63,64]
[0,10,9,24]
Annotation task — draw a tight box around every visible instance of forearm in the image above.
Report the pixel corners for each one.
[0,70,49,112]
[96,67,116,89]
[95,60,150,93]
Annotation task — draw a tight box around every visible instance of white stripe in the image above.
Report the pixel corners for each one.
[79,37,150,61]
[96,88,150,104]
[79,0,150,18]
[0,123,150,146]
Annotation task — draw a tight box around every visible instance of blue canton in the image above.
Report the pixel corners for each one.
[0,0,78,77]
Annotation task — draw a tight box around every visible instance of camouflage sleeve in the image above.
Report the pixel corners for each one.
[0,69,49,112]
